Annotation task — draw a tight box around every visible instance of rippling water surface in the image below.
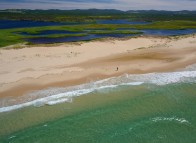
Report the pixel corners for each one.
[0,67,196,143]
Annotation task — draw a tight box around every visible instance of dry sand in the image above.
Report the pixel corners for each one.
[0,35,196,98]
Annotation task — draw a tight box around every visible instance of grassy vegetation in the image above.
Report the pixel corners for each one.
[24,33,88,38]
[14,26,84,34]
[0,20,196,48]
[0,29,23,47]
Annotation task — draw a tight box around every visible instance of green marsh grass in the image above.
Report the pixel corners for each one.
[0,20,196,48]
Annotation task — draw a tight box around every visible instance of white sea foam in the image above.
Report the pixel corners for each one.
[184,64,196,71]
[121,82,144,86]
[0,84,123,112]
[43,124,48,127]
[127,71,196,85]
[8,136,16,139]
[152,117,190,124]
[91,71,196,86]
[46,98,72,105]
[0,70,195,113]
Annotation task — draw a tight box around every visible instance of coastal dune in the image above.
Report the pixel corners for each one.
[0,35,196,98]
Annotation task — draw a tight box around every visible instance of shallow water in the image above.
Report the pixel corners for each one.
[0,68,195,142]
[0,82,195,143]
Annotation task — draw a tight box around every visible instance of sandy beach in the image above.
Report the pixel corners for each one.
[0,35,196,98]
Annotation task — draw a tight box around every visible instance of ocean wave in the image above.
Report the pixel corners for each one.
[128,116,190,132]
[0,70,195,113]
[91,71,196,86]
[151,117,190,124]
[0,84,132,113]
[130,71,196,85]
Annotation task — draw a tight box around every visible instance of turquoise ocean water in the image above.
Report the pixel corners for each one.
[0,67,195,143]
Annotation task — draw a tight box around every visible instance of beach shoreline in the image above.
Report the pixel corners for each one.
[0,35,196,99]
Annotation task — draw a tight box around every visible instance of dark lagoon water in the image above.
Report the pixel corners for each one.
[117,28,196,36]
[0,69,196,143]
[18,30,84,36]
[96,19,151,25]
[26,29,196,44]
[0,20,64,29]
[26,33,137,44]
[0,19,150,29]
[26,34,100,44]
[142,29,196,36]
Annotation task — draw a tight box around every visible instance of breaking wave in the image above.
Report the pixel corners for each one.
[0,69,196,113]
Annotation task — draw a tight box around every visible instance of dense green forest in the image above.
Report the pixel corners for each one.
[0,9,196,22]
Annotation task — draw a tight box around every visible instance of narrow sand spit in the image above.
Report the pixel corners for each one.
[0,35,196,98]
